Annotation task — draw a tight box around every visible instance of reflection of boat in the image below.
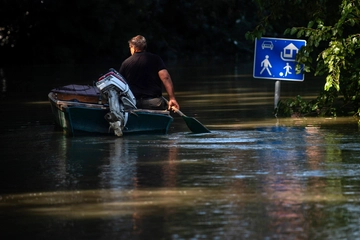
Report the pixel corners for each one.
[48,70,173,137]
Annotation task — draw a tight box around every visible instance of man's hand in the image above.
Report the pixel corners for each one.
[168,99,180,112]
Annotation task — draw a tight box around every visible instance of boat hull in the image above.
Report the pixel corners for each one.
[48,88,173,136]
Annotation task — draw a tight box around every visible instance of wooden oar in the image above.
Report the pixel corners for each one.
[163,97,210,133]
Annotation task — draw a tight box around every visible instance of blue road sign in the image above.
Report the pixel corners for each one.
[253,37,306,81]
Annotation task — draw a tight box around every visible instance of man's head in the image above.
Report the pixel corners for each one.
[128,35,147,55]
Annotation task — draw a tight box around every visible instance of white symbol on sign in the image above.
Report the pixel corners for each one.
[280,43,299,62]
[283,63,292,76]
[260,55,272,75]
[261,41,274,50]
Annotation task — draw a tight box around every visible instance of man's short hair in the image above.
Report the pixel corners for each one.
[129,35,147,51]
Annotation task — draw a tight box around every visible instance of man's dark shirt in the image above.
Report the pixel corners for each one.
[119,51,166,99]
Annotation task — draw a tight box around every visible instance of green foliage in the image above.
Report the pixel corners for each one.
[249,0,360,118]
[276,88,341,118]
[276,95,315,118]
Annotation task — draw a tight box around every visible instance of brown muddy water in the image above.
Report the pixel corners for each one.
[1,63,360,239]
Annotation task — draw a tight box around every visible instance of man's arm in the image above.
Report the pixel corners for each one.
[158,69,180,110]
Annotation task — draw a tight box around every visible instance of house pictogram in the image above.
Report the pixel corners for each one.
[280,43,299,61]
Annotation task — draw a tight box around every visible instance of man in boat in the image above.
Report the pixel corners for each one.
[119,35,180,111]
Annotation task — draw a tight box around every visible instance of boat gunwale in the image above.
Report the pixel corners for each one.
[48,92,172,116]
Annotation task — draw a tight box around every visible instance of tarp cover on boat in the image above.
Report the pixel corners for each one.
[51,85,101,104]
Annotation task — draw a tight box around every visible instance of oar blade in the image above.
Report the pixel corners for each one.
[182,116,210,133]
[162,97,210,133]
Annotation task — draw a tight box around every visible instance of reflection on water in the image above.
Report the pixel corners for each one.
[1,126,360,239]
[1,63,360,239]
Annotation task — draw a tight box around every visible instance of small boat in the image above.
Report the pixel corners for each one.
[48,69,173,136]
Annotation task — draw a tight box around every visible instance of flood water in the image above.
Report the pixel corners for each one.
[1,63,360,239]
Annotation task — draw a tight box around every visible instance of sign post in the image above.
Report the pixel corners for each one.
[253,37,306,108]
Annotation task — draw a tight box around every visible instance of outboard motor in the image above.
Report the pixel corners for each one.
[96,68,137,136]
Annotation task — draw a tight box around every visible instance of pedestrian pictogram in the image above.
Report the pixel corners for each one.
[260,55,272,75]
[253,37,306,81]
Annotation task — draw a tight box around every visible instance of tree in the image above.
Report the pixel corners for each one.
[247,0,360,117]
[0,0,258,64]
